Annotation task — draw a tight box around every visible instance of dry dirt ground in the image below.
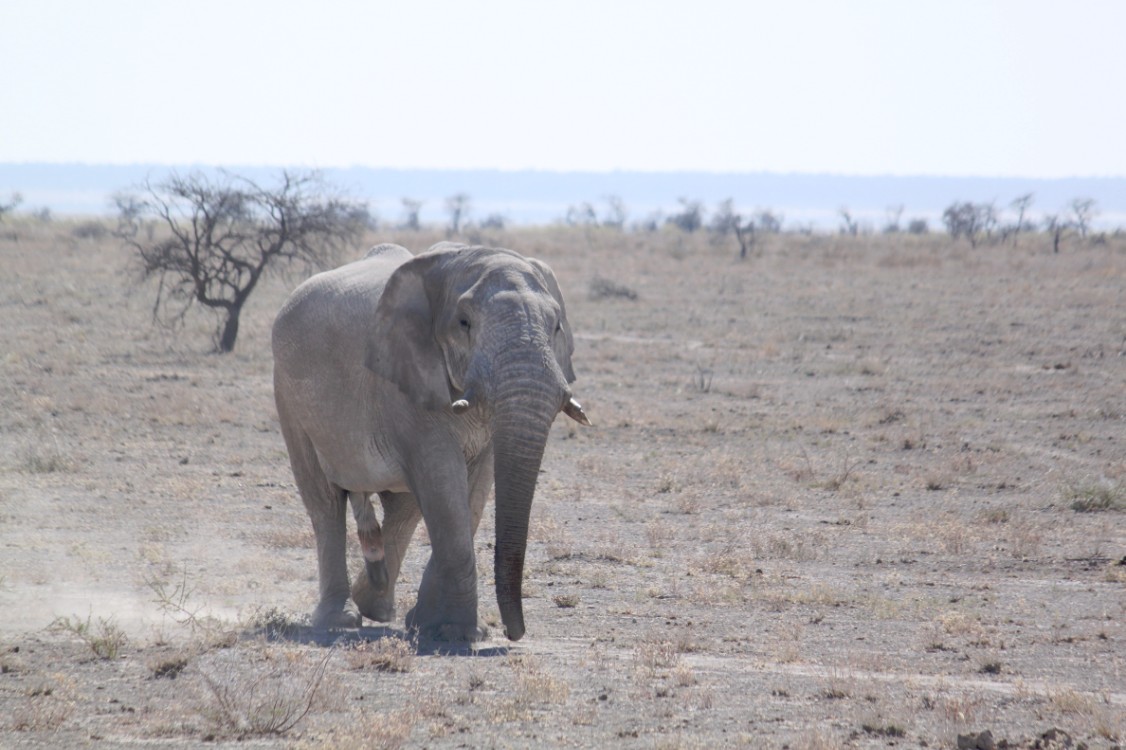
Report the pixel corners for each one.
[1,220,1123,749]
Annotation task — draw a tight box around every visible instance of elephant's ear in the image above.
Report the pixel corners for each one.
[528,258,577,384]
[365,253,451,410]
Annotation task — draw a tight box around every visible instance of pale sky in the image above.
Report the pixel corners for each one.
[3,0,1124,178]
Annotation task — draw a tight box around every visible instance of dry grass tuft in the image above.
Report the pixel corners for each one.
[8,673,77,732]
[552,592,581,608]
[1066,479,1125,512]
[589,276,638,301]
[20,433,74,474]
[636,638,679,671]
[50,613,127,659]
[344,636,415,673]
[490,654,570,713]
[307,708,417,750]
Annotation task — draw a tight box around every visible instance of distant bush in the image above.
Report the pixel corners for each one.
[72,221,108,240]
[666,198,703,233]
[589,276,638,301]
[479,213,507,230]
[0,192,21,223]
[942,201,996,247]
[907,218,929,235]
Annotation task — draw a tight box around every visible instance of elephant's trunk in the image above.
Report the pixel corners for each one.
[489,358,565,642]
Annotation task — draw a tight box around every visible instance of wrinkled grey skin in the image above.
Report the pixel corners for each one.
[271,242,585,642]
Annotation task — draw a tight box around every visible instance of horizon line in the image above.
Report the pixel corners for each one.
[3,161,1125,182]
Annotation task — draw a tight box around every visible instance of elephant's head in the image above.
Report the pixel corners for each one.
[365,243,588,640]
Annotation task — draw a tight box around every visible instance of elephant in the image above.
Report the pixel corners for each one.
[271,241,589,642]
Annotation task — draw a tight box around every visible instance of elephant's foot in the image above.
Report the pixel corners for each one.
[405,605,487,643]
[311,600,362,630]
[351,572,395,624]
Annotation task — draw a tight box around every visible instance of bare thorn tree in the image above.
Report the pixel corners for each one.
[709,198,739,237]
[400,198,423,231]
[883,204,904,234]
[1069,197,1097,238]
[0,191,23,222]
[116,170,367,353]
[753,209,783,234]
[838,207,859,236]
[733,216,756,260]
[565,202,597,227]
[1009,193,1034,244]
[445,193,471,237]
[942,201,996,248]
[666,197,704,233]
[708,198,755,258]
[601,195,628,229]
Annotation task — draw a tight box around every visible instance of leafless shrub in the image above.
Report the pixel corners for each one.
[820,451,861,492]
[195,647,333,737]
[146,566,208,630]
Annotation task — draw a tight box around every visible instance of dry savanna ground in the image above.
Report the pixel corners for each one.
[1,217,1124,749]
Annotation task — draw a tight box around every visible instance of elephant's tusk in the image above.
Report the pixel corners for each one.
[562,397,592,426]
[451,399,470,414]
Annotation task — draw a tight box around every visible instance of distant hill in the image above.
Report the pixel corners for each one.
[2,163,1124,230]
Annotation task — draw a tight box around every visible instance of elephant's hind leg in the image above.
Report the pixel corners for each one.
[351,491,421,623]
[277,410,361,629]
[347,492,389,592]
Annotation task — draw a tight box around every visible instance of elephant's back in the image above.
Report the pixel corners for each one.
[272,245,412,366]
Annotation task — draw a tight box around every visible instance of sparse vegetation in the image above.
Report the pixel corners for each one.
[1066,480,1125,512]
[20,433,72,474]
[343,636,415,673]
[2,223,1124,747]
[50,613,127,660]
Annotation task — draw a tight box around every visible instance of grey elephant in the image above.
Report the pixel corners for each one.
[271,241,589,642]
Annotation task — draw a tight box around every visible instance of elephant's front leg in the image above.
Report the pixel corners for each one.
[405,456,484,642]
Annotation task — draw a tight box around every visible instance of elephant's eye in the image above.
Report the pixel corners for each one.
[459,318,471,331]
